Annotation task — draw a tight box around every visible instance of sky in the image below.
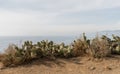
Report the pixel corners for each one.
[0,0,120,36]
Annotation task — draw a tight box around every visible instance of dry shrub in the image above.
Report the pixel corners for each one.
[72,39,86,56]
[0,54,5,62]
[72,33,90,56]
[0,45,15,66]
[90,36,111,58]
[0,44,25,67]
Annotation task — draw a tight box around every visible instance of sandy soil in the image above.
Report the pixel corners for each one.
[0,56,120,74]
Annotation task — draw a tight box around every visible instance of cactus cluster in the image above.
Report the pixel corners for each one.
[111,35,120,54]
[1,40,74,66]
[1,33,120,67]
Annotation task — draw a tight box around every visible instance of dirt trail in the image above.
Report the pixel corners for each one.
[0,56,120,74]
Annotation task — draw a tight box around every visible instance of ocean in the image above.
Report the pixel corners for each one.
[0,36,76,52]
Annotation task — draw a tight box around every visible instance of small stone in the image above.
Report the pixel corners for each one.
[89,66,96,70]
[105,66,112,70]
[74,61,82,64]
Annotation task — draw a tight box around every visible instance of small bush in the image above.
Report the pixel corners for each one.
[90,36,111,58]
[72,33,90,56]
[0,44,26,67]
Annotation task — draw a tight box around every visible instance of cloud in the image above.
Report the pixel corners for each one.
[0,0,120,36]
[0,8,58,25]
[0,9,57,36]
[1,0,120,12]
[0,21,120,36]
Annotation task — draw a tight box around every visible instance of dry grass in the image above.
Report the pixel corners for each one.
[72,39,89,56]
[71,33,90,56]
[0,44,24,66]
[90,36,111,58]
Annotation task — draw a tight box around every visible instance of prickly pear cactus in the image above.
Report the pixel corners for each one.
[111,35,120,54]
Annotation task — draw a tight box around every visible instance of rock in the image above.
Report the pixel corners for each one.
[105,66,112,70]
[89,66,96,70]
[74,61,82,64]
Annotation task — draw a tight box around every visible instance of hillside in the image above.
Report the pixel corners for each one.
[86,30,120,38]
[0,56,120,74]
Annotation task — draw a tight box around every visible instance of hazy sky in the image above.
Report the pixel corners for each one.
[0,0,120,36]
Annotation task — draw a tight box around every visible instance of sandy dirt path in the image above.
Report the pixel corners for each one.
[0,56,120,74]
